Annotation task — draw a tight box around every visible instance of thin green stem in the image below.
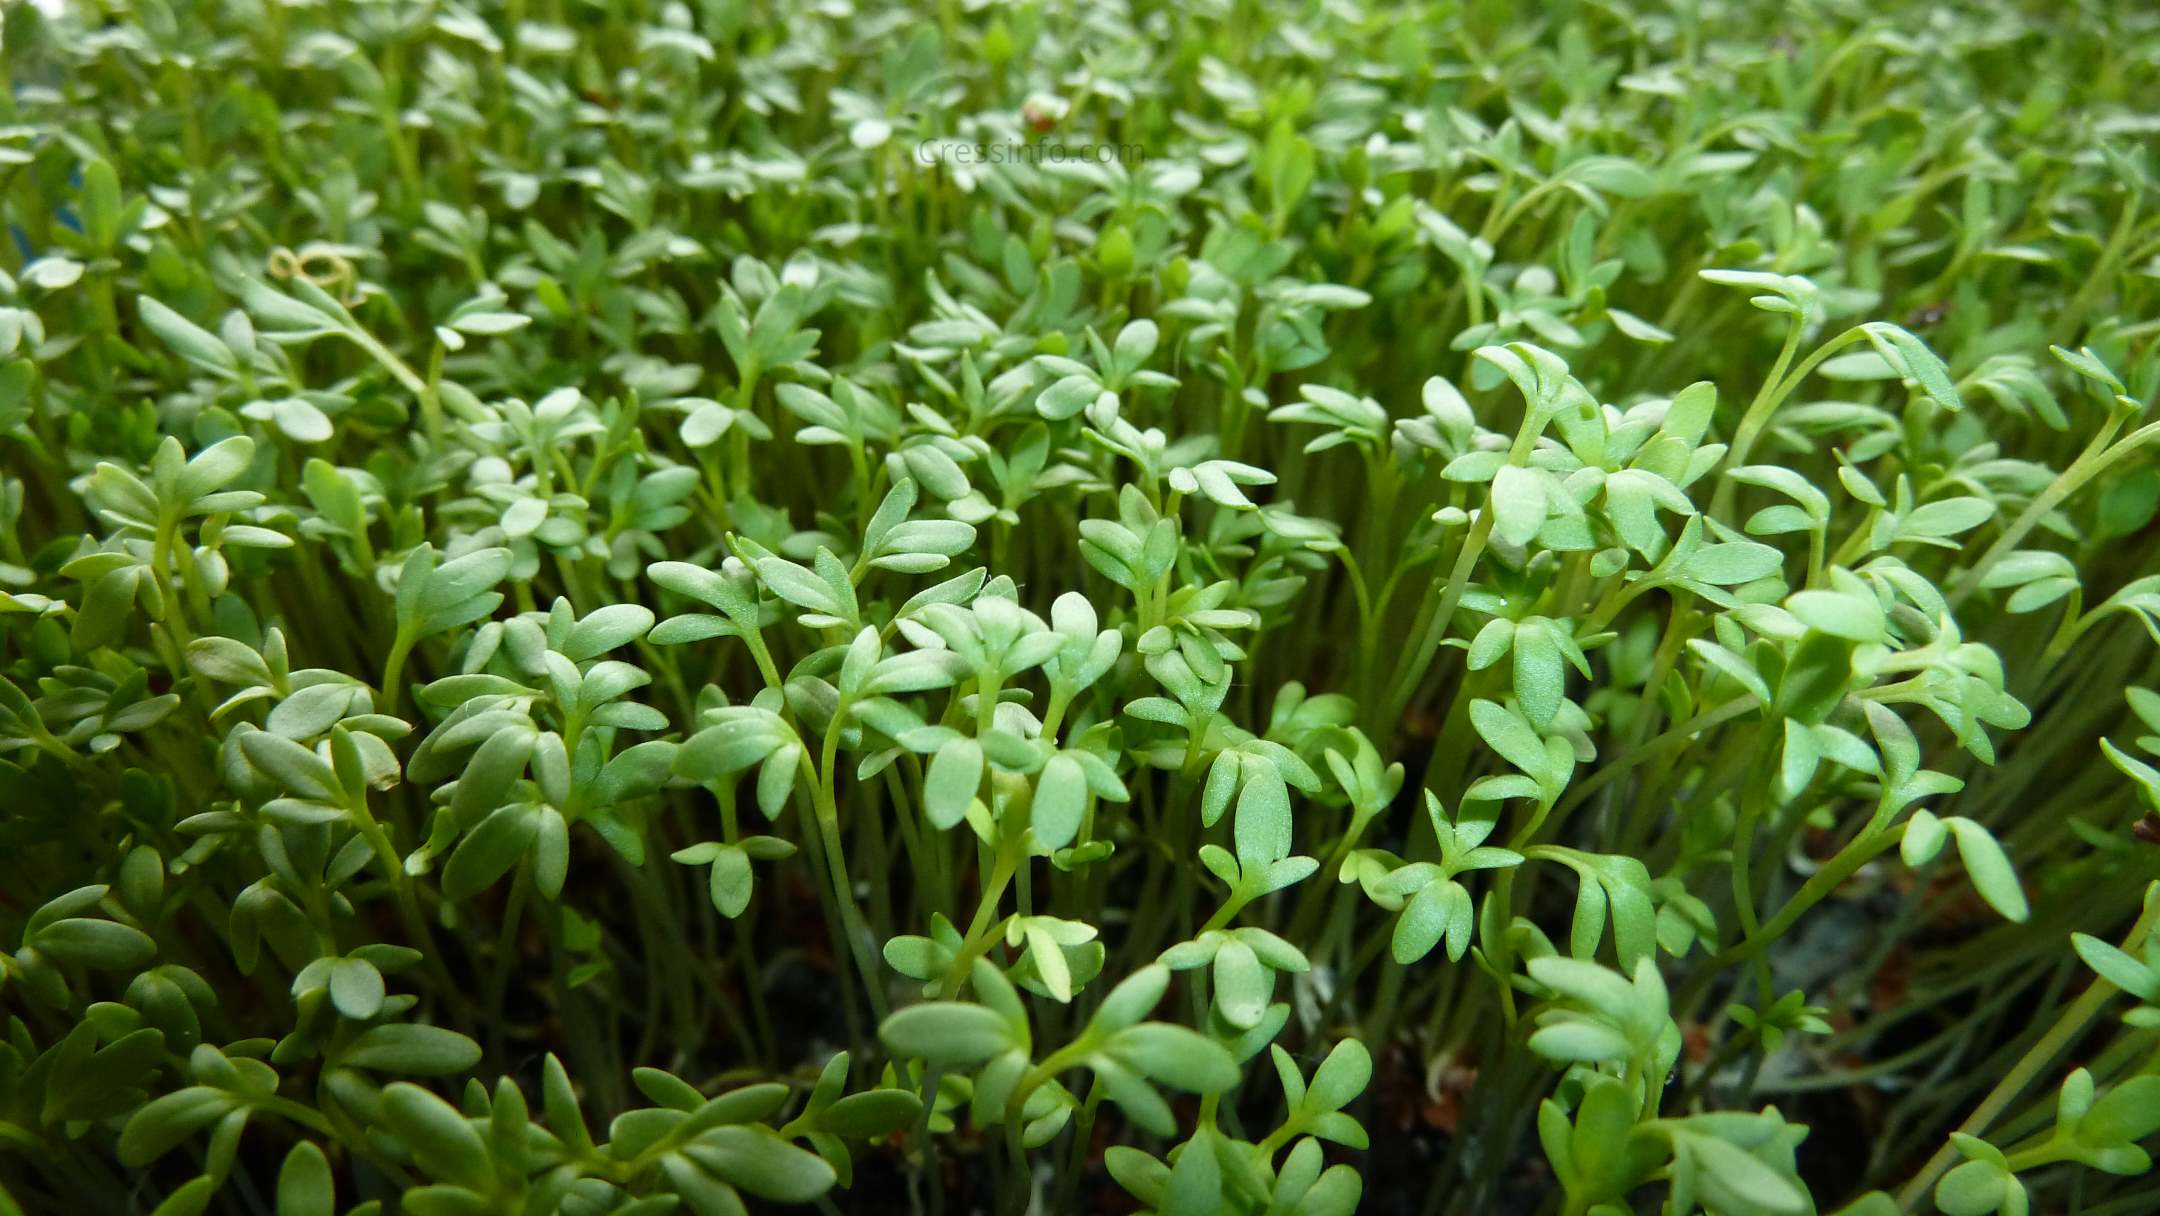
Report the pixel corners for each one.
[1893,893,2160,1211]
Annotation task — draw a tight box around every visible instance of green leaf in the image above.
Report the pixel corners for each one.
[240,730,341,801]
[1037,374,1101,420]
[923,738,982,830]
[1032,753,1087,851]
[561,604,654,661]
[1684,1131,1808,1216]
[678,716,785,781]
[342,1024,484,1075]
[1862,323,1963,413]
[140,298,238,375]
[1303,1039,1372,1113]
[80,158,124,251]
[756,556,840,614]
[1233,762,1292,868]
[1392,880,1455,964]
[1114,319,1159,372]
[149,1177,218,1216]
[33,917,156,969]
[120,1089,238,1166]
[328,957,385,1020]
[380,1083,491,1191]
[705,845,754,918]
[543,1055,595,1157]
[1211,939,1269,1029]
[1944,818,2029,922]
[818,1089,924,1138]
[1102,1024,1240,1093]
[443,804,539,900]
[1608,308,1675,344]
[1469,699,1553,786]
[1163,1131,1222,1216]
[2071,932,2160,1000]
[276,1142,336,1216]
[2082,1075,2160,1145]
[1936,1157,2017,1216]
[1785,590,1886,642]
[176,436,257,504]
[684,1127,838,1201]
[1900,497,1995,541]
[1490,464,1547,547]
[879,1002,1014,1065]
[1568,156,1655,197]
[1512,619,1566,729]
[1683,540,1783,586]
[1090,964,1171,1035]
[1901,809,1948,866]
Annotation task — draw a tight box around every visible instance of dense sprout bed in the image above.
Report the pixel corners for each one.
[3,2,2160,1215]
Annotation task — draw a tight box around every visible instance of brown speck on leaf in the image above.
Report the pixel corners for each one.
[1404,707,1443,740]
[1683,1021,1713,1063]
[1377,1042,1421,1129]
[1023,102,1058,135]
[1417,1048,1479,1134]
[1800,825,1842,863]
[1870,945,1910,1011]
[2134,812,2160,845]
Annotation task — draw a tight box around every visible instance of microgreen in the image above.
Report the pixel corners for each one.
[3,2,2160,1215]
